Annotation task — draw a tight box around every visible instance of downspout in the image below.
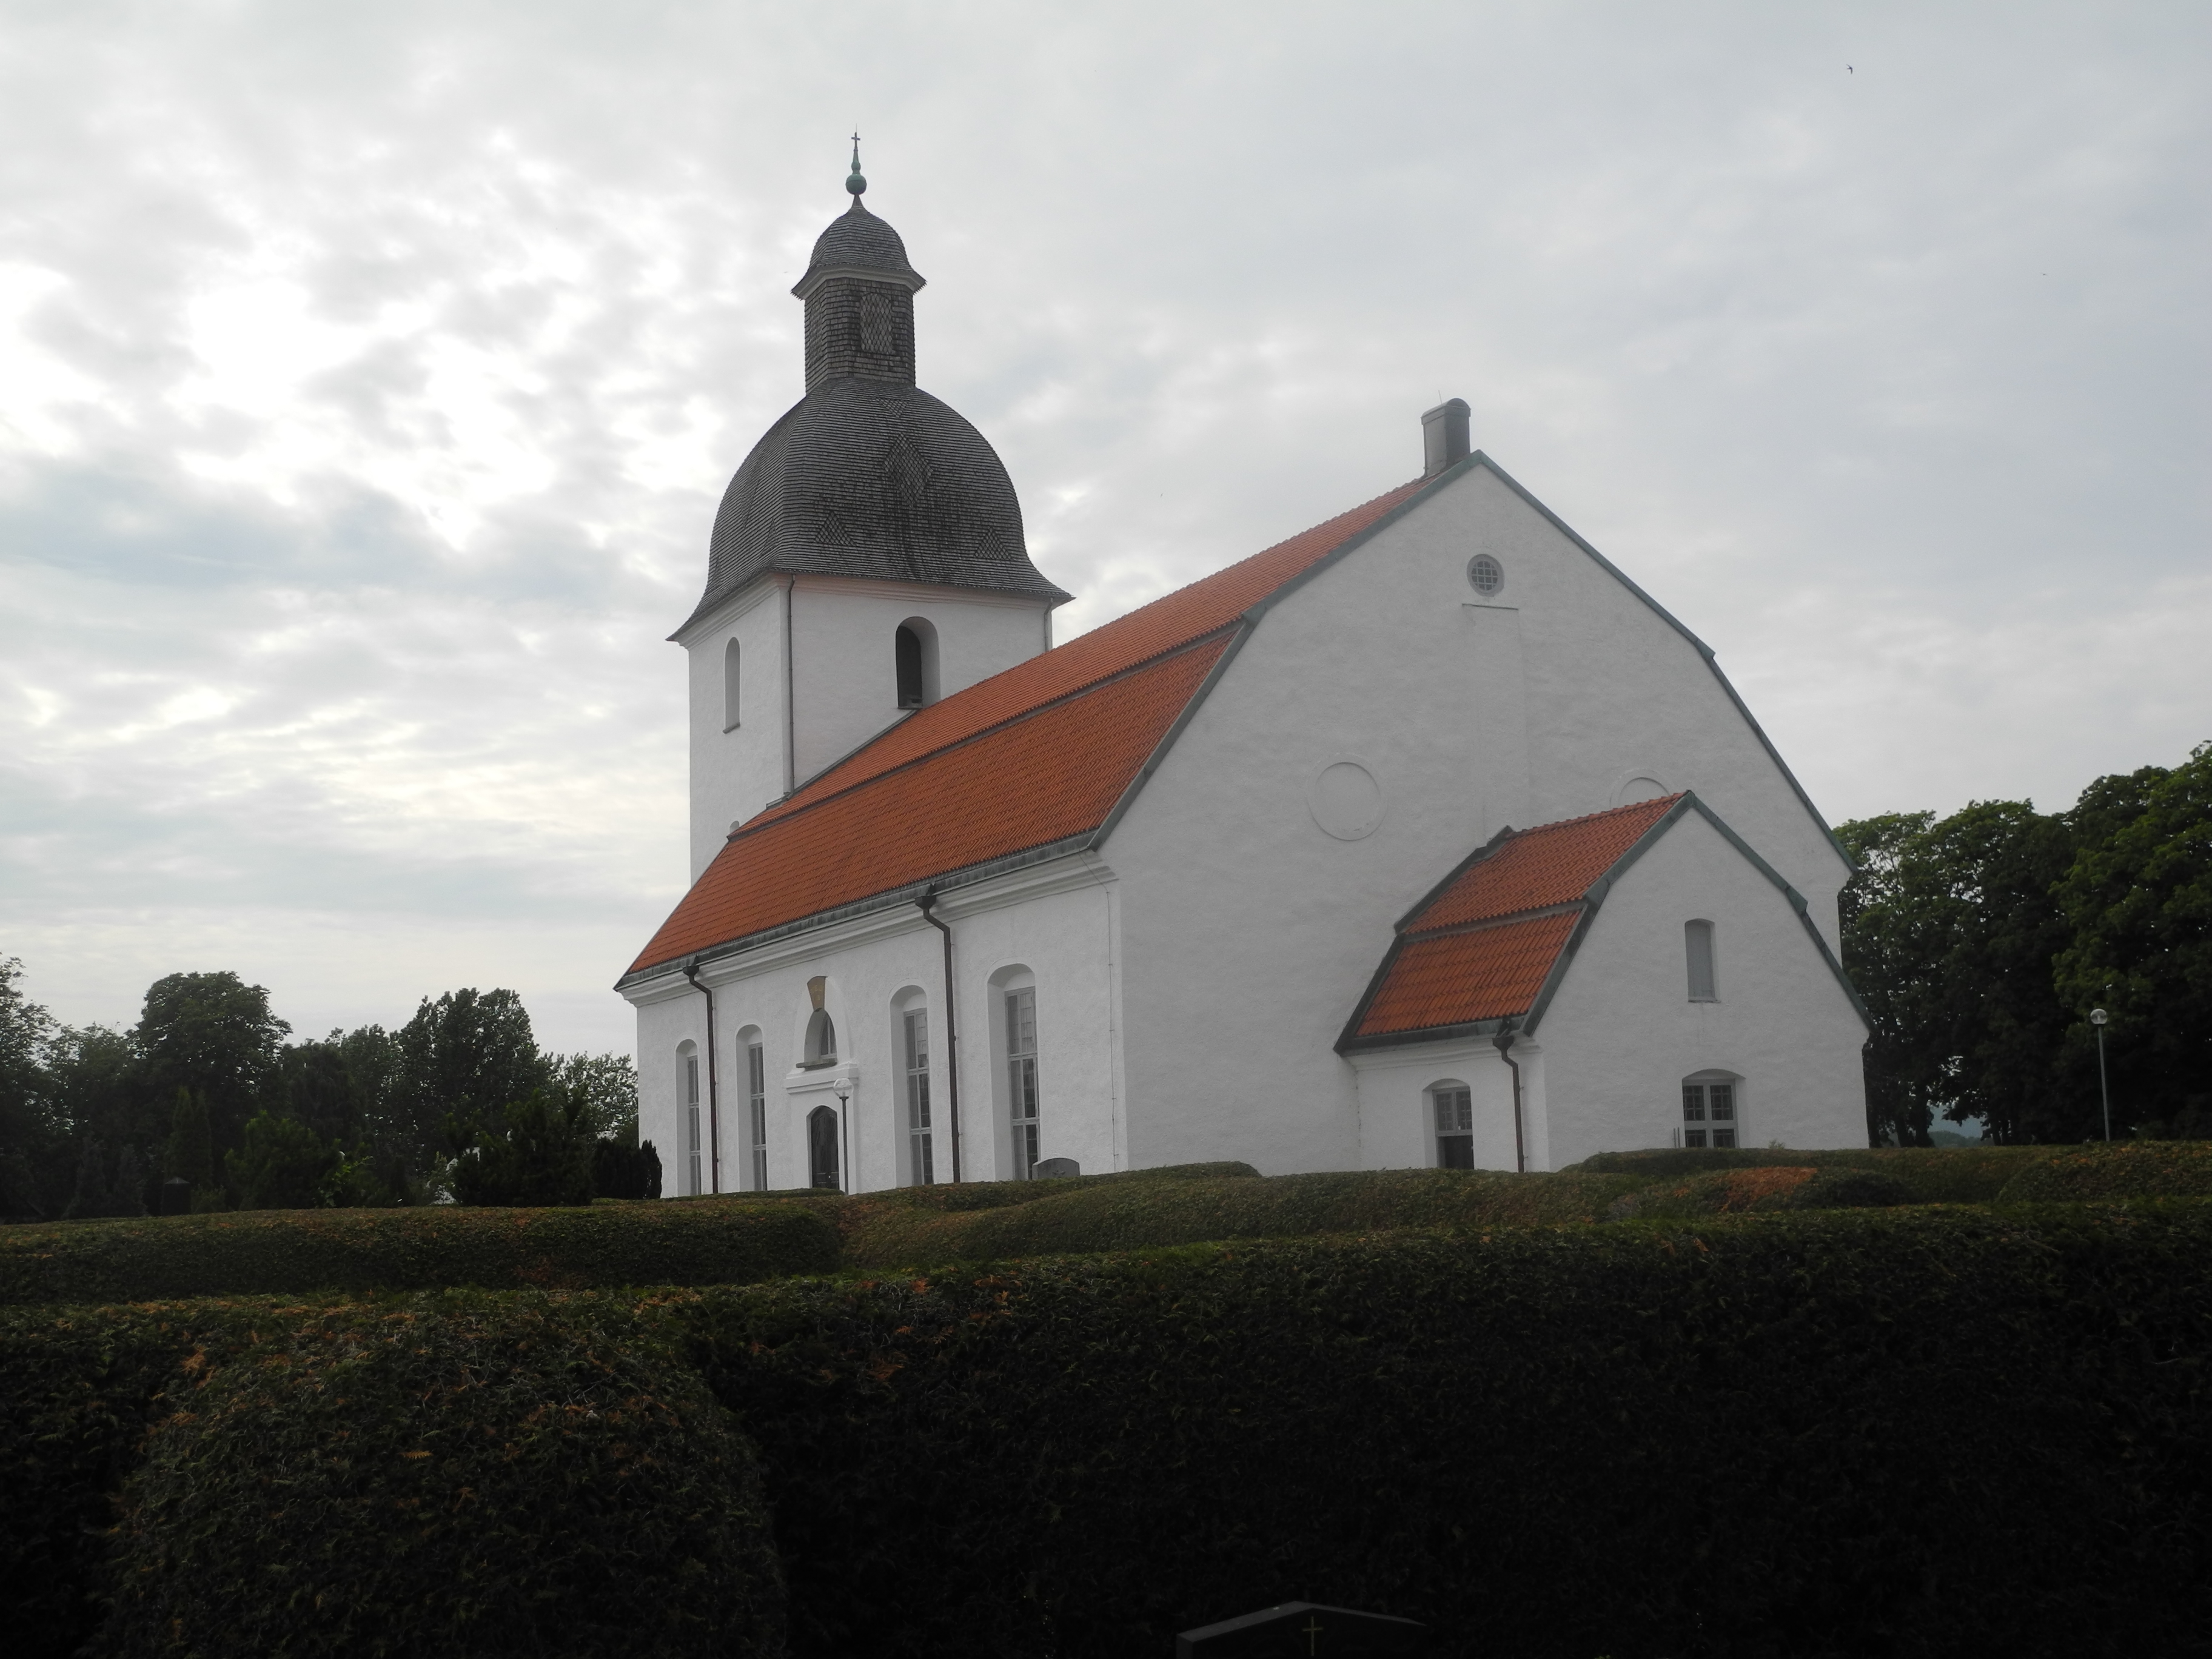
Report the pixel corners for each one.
[1493,1019,1526,1175]
[683,962,722,1194]
[916,890,964,1182]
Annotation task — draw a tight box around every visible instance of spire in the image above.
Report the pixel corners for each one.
[846,132,866,197]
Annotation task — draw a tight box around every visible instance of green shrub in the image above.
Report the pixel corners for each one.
[591,1135,663,1201]
[97,1292,784,1658]
[0,1198,837,1306]
[1606,1165,1913,1218]
[1570,1144,2045,1204]
[1998,1139,2212,1201]
[840,1168,1639,1267]
[687,1204,2212,1658]
[449,1088,595,1206]
[225,1109,344,1209]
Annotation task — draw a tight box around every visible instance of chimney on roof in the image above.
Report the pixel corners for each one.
[1421,398,1470,478]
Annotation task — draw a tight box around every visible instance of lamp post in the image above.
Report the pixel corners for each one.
[833,1082,852,1194]
[2090,1008,2111,1142]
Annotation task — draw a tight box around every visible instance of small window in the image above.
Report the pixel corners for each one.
[1685,919,1718,1002]
[723,637,741,730]
[804,1007,837,1067]
[1007,986,1040,1179]
[904,1008,934,1185]
[1467,554,1504,598]
[894,617,938,710]
[681,1048,702,1196]
[1432,1084,1473,1169]
[807,1104,840,1190]
[1681,1078,1739,1148]
[746,1042,767,1191]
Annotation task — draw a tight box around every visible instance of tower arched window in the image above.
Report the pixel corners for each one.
[723,637,741,730]
[894,617,939,710]
[1685,919,1718,1002]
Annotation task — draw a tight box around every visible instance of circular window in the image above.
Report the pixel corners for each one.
[1467,554,1505,598]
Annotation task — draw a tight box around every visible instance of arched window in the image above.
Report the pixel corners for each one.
[1681,1071,1742,1148]
[722,637,741,730]
[894,617,939,709]
[677,1041,702,1196]
[804,1007,837,1067]
[900,1002,934,1185]
[807,1104,841,1190]
[1430,1082,1473,1168]
[737,1025,767,1192]
[1006,984,1040,1178]
[1684,919,1718,1002]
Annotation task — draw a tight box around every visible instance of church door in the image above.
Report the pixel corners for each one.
[808,1104,840,1190]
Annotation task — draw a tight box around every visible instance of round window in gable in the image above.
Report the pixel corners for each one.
[1467,554,1505,598]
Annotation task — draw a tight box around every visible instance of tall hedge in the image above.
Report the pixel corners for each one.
[99,1292,783,1658]
[1997,1139,2212,1201]
[1570,1144,2045,1203]
[0,1198,838,1305]
[685,1205,2212,1658]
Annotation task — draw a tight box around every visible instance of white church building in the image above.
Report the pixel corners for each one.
[617,163,1870,1195]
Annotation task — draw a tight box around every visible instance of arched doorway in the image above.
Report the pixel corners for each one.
[808,1104,841,1190]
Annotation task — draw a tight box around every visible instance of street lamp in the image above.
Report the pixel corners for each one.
[833,1083,852,1194]
[2090,1008,2111,1142]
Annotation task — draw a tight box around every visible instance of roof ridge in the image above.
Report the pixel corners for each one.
[731,629,1240,846]
[1404,897,1587,940]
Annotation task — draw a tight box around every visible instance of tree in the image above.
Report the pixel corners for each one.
[135,972,290,1156]
[392,990,547,1173]
[2054,742,2212,1136]
[450,1088,595,1207]
[550,1051,639,1143]
[226,1111,344,1210]
[162,1087,219,1206]
[0,956,61,1219]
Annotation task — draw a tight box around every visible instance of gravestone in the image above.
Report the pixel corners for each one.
[159,1178,191,1216]
[1176,1601,1426,1657]
[1033,1156,1080,1179]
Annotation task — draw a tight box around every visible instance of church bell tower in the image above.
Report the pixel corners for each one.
[672,147,1070,880]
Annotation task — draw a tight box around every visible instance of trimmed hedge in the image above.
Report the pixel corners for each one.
[102,1292,783,1657]
[689,1205,2212,1658]
[1997,1139,2212,1201]
[1606,1164,1914,1218]
[0,1198,838,1306]
[839,1168,1641,1267]
[1571,1144,2046,1204]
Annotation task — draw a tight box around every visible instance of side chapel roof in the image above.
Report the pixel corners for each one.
[624,475,1430,980]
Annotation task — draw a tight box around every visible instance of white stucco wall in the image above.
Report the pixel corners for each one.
[1532,809,1868,1165]
[1103,458,1857,1176]
[679,575,1053,882]
[1350,1039,1546,1173]
[628,854,1123,1195]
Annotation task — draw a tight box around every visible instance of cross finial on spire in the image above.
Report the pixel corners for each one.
[846,133,866,198]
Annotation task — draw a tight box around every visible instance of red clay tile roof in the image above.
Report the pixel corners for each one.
[1348,796,1684,1042]
[627,478,1427,976]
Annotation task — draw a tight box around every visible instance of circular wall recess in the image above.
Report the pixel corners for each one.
[1466,553,1505,598]
[1614,774,1669,806]
[1309,760,1386,840]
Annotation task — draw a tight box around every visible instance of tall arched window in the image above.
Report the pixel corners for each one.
[1684,919,1718,1002]
[894,617,938,709]
[804,1007,837,1067]
[807,1104,840,1190]
[678,1041,702,1196]
[901,1003,934,1185]
[723,637,741,730]
[1430,1081,1473,1168]
[737,1025,767,1192]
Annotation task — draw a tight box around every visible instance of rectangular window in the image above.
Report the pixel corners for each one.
[904,1009,934,1185]
[1433,1086,1473,1169]
[683,1054,703,1196]
[747,1043,767,1192]
[1007,987,1039,1179]
[1682,1080,1738,1149]
[1685,919,1718,1002]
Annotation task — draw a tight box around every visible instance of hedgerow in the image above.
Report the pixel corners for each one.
[1604,1164,1914,1218]
[1571,1144,2045,1203]
[0,1198,837,1306]
[688,1204,2212,1659]
[839,1168,1641,1267]
[1997,1139,2212,1201]
[99,1292,783,1658]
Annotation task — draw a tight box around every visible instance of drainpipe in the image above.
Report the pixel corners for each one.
[683,961,722,1194]
[916,890,964,1182]
[1493,1018,1526,1174]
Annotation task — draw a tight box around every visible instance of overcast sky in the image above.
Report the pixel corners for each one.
[2,1,2205,1054]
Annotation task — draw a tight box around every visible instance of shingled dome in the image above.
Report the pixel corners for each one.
[793,198,924,297]
[680,191,1069,632]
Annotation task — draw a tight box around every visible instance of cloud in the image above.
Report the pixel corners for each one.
[0,0,2205,1047]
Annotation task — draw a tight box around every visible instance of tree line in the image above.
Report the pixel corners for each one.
[1837,739,2210,1146]
[0,967,659,1220]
